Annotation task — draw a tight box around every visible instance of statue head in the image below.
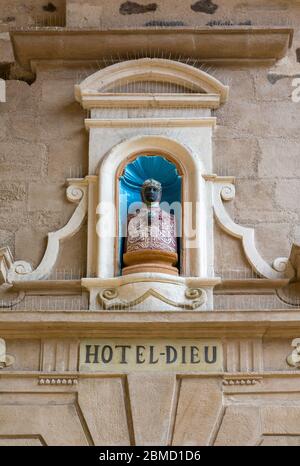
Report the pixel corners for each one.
[141,179,162,205]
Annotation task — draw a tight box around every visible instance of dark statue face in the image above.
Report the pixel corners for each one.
[142,180,162,204]
[144,186,160,203]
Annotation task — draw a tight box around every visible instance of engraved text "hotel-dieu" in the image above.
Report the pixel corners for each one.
[79,339,223,372]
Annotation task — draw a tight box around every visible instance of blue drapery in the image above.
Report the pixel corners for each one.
[120,155,181,208]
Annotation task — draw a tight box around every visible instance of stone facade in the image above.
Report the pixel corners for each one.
[0,0,300,446]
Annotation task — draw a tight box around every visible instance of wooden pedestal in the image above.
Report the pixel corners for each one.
[122,249,178,276]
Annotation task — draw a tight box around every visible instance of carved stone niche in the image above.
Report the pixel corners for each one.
[0,58,293,311]
[76,58,231,310]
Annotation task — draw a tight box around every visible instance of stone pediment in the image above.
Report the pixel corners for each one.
[75,57,229,108]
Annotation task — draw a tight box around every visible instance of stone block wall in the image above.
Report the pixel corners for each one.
[0,0,66,27]
[0,0,300,279]
[214,65,300,273]
[0,64,88,272]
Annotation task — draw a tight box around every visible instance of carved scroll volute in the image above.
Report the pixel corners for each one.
[287,338,300,368]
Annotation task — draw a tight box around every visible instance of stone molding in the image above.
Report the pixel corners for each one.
[83,275,219,311]
[38,377,78,386]
[215,279,289,294]
[79,93,222,110]
[98,288,207,311]
[85,117,217,129]
[75,58,229,105]
[1,311,300,338]
[10,27,293,72]
[223,376,262,386]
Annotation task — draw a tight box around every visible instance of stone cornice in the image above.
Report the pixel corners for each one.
[84,117,217,130]
[79,93,222,110]
[215,279,290,294]
[12,279,82,293]
[6,277,290,295]
[1,371,300,379]
[0,310,300,338]
[9,26,293,71]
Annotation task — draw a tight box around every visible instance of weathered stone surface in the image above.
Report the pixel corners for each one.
[55,227,87,274]
[258,138,300,178]
[261,436,300,446]
[10,113,41,141]
[263,338,294,371]
[218,101,300,139]
[65,0,300,31]
[0,182,26,203]
[173,378,223,445]
[233,179,276,214]
[128,373,176,445]
[6,340,40,371]
[0,402,88,446]
[0,438,43,446]
[255,222,292,262]
[213,137,258,178]
[262,407,300,435]
[0,114,8,140]
[0,141,47,180]
[217,69,255,102]
[2,81,38,114]
[215,406,260,446]
[0,0,66,27]
[214,223,252,274]
[275,179,300,211]
[78,378,130,445]
[47,136,88,182]
[252,70,297,102]
[15,225,48,268]
[28,183,65,212]
[0,229,14,255]
[40,79,77,109]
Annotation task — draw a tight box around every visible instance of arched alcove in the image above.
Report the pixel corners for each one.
[76,57,224,310]
[118,154,182,275]
[76,60,221,284]
[96,134,208,279]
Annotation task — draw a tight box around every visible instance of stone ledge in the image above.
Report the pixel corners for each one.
[84,117,217,130]
[0,310,300,338]
[215,279,290,294]
[9,27,293,71]
[79,93,222,109]
[9,278,289,294]
[1,371,300,379]
[12,279,82,293]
